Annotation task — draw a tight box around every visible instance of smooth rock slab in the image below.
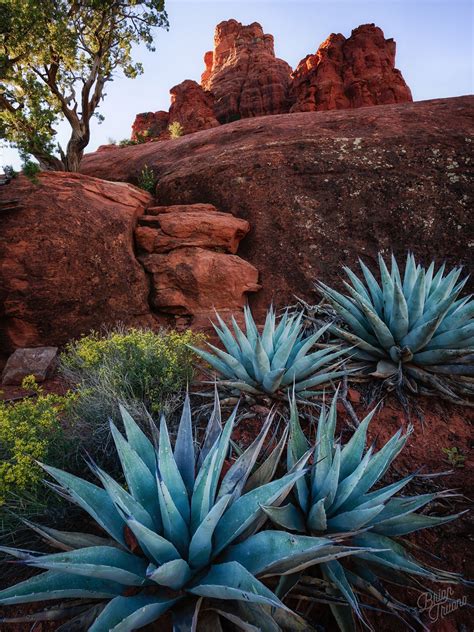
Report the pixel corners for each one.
[2,347,58,385]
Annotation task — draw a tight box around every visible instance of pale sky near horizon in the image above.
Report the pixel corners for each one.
[1,0,473,169]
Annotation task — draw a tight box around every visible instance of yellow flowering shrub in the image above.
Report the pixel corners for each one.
[0,378,75,506]
[61,328,206,423]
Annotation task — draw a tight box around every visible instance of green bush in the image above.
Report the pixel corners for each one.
[0,377,75,509]
[168,120,184,138]
[60,328,205,450]
[137,163,156,193]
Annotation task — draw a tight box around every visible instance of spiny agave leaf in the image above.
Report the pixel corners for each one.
[318,283,373,340]
[147,558,192,590]
[21,519,121,552]
[313,445,341,509]
[373,511,463,537]
[158,414,190,523]
[356,472,417,511]
[426,322,474,349]
[339,407,377,480]
[327,446,373,515]
[401,316,446,352]
[39,464,126,547]
[307,498,327,531]
[0,571,123,605]
[437,300,474,333]
[218,411,274,500]
[208,342,258,383]
[260,503,306,532]
[282,346,349,387]
[389,279,409,341]
[118,405,156,474]
[189,344,235,380]
[370,493,441,524]
[198,384,222,467]
[273,309,290,345]
[231,315,256,370]
[214,311,243,360]
[270,320,302,371]
[261,306,276,358]
[213,608,260,632]
[288,392,309,462]
[211,380,261,394]
[212,470,307,556]
[424,267,462,311]
[292,322,333,364]
[326,505,385,531]
[171,596,202,632]
[378,253,395,321]
[188,561,289,612]
[262,367,286,393]
[174,392,196,495]
[244,426,289,492]
[89,594,180,632]
[88,461,156,532]
[156,476,190,558]
[321,560,362,622]
[109,422,161,528]
[358,258,384,316]
[294,368,351,393]
[328,324,386,358]
[122,517,180,566]
[412,347,474,365]
[25,546,148,587]
[347,285,396,350]
[406,269,426,327]
[244,305,259,346]
[403,252,417,298]
[344,265,372,305]
[390,253,402,287]
[188,494,232,568]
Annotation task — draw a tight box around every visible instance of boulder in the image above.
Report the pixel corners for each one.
[135,204,250,253]
[2,347,58,385]
[139,247,260,317]
[200,19,292,122]
[168,80,219,134]
[81,96,474,318]
[290,24,412,112]
[0,173,154,353]
[131,110,169,141]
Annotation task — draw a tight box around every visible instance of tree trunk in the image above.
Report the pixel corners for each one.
[63,129,89,172]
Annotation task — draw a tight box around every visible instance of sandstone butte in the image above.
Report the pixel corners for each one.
[130,20,413,142]
[1,95,471,356]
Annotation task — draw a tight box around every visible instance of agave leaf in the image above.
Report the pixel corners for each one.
[406,269,426,327]
[231,315,257,374]
[378,253,395,321]
[119,405,156,474]
[89,594,180,632]
[389,279,409,342]
[270,321,302,371]
[260,503,306,532]
[347,286,396,350]
[328,325,386,359]
[307,498,327,531]
[437,300,474,333]
[122,517,180,566]
[291,322,332,364]
[188,494,232,568]
[156,476,190,557]
[282,347,349,387]
[198,385,222,467]
[403,252,417,298]
[244,426,289,492]
[354,472,416,511]
[207,342,257,384]
[359,258,384,316]
[294,369,351,393]
[262,367,286,393]
[244,305,259,346]
[288,393,309,462]
[147,558,192,590]
[426,322,474,349]
[339,407,377,480]
[326,505,385,531]
[20,520,121,552]
[39,464,126,547]
[413,347,474,365]
[158,414,190,524]
[213,609,260,632]
[329,446,373,515]
[313,445,341,510]
[218,412,273,500]
[321,560,362,621]
[110,422,161,528]
[214,312,243,360]
[174,392,196,495]
[25,546,148,587]
[373,512,462,537]
[261,306,276,359]
[188,345,235,380]
[189,561,289,611]
[212,470,307,555]
[0,571,123,605]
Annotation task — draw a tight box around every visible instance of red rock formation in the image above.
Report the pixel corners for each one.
[291,24,412,112]
[82,96,474,314]
[0,173,154,352]
[168,80,219,134]
[200,19,292,122]
[132,110,169,141]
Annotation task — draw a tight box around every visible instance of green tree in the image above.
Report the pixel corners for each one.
[0,1,168,172]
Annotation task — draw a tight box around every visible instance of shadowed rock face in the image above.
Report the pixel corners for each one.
[82,96,474,316]
[168,80,219,134]
[0,173,154,353]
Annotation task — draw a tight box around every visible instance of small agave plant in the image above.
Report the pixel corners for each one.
[316,252,473,403]
[262,393,464,630]
[190,306,351,399]
[0,394,365,631]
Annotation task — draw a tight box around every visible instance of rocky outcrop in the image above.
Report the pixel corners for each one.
[2,347,58,385]
[290,24,412,112]
[82,96,474,316]
[0,173,154,353]
[134,203,260,326]
[200,19,292,122]
[132,110,169,142]
[168,80,219,134]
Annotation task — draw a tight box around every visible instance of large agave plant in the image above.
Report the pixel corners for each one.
[262,393,464,630]
[316,252,473,404]
[0,394,365,631]
[191,306,351,399]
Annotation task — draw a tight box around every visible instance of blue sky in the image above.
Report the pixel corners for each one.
[2,0,473,169]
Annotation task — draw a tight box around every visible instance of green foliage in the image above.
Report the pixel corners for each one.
[265,393,464,630]
[442,446,466,468]
[0,377,75,507]
[317,253,473,403]
[0,1,168,171]
[168,121,184,138]
[137,164,156,193]
[190,306,351,399]
[60,328,204,453]
[0,394,357,630]
[21,158,40,183]
[2,164,17,179]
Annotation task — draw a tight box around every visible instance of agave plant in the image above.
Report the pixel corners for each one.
[316,252,473,404]
[190,306,351,399]
[0,394,366,631]
[262,393,464,630]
